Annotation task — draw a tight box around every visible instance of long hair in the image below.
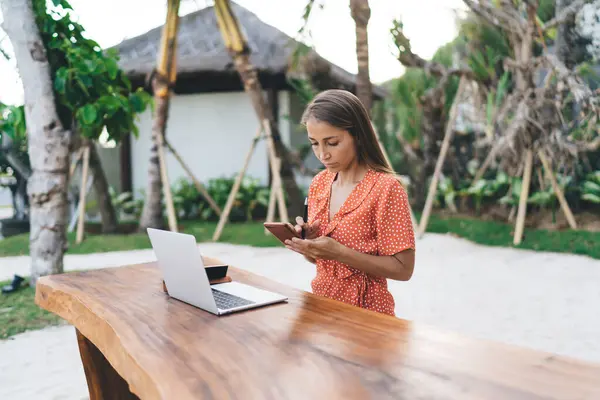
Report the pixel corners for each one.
[300,89,394,175]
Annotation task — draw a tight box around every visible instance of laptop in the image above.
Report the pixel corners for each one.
[147,228,288,315]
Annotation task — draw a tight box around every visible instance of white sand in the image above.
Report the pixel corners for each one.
[2,233,600,399]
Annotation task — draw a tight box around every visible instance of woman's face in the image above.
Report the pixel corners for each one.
[306,118,357,173]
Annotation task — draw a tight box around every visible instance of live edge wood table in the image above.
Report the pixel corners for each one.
[35,259,600,400]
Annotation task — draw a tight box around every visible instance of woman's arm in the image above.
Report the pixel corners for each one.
[337,245,415,281]
[285,236,414,281]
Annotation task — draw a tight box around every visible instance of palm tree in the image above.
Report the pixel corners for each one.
[350,0,372,115]
[213,0,305,218]
[139,0,181,232]
[1,0,71,285]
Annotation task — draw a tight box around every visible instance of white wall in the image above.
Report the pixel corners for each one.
[131,91,270,197]
[278,90,291,147]
[0,187,11,207]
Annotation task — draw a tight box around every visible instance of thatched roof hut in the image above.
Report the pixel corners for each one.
[99,2,387,197]
[112,2,387,98]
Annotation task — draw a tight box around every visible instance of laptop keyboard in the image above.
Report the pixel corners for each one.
[211,288,255,310]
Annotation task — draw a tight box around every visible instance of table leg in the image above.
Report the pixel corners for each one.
[76,329,140,400]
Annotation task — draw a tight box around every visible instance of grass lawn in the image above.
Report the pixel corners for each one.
[1,214,599,340]
[1,215,599,259]
[0,279,63,339]
[0,220,282,257]
[426,214,600,259]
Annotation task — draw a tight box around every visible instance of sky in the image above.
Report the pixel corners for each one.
[0,0,466,106]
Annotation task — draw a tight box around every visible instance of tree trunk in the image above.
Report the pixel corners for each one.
[214,0,304,218]
[417,86,446,208]
[556,0,577,69]
[350,0,372,114]
[139,0,180,231]
[2,0,71,285]
[88,143,118,233]
[139,95,169,230]
[231,54,304,217]
[71,134,118,233]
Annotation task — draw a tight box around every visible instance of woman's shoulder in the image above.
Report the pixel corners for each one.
[372,171,407,192]
[308,169,332,191]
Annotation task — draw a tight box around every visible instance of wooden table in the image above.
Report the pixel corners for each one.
[35,259,600,400]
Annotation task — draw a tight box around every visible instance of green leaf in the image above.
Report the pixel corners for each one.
[84,59,98,74]
[54,68,68,94]
[528,191,552,205]
[583,181,600,194]
[79,104,98,125]
[582,193,600,203]
[129,93,146,113]
[106,58,119,80]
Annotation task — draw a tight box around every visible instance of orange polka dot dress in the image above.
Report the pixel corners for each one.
[307,168,415,316]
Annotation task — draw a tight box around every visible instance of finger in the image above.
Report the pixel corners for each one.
[296,216,305,225]
[286,246,304,256]
[310,220,321,233]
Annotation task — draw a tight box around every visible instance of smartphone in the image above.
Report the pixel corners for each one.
[205,264,228,280]
[264,222,301,244]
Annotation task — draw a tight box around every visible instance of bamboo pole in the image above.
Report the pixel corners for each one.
[157,133,178,232]
[69,148,83,179]
[472,141,501,183]
[214,0,304,217]
[263,119,288,223]
[264,158,281,235]
[374,123,419,229]
[537,168,545,191]
[538,149,577,229]
[395,175,418,232]
[165,139,222,217]
[147,0,180,233]
[76,144,90,244]
[372,123,393,171]
[213,127,263,241]
[513,149,533,245]
[417,76,467,237]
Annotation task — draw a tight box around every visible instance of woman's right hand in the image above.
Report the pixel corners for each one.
[294,216,321,240]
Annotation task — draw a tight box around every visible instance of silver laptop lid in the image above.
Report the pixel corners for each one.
[147,228,218,313]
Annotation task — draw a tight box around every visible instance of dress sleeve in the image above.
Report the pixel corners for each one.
[376,179,416,255]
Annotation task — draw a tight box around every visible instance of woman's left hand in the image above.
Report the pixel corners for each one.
[285,236,344,261]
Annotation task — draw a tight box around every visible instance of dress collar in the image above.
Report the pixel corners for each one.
[321,169,379,235]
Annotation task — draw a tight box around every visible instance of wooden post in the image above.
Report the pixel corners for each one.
[513,149,533,245]
[372,123,394,171]
[69,148,83,179]
[263,119,288,223]
[417,76,466,237]
[165,140,222,217]
[264,158,281,235]
[396,175,418,233]
[76,144,90,244]
[538,149,577,229]
[472,141,500,183]
[156,132,178,232]
[536,168,546,192]
[138,0,181,232]
[212,127,263,241]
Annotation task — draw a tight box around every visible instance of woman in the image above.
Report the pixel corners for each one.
[284,89,415,316]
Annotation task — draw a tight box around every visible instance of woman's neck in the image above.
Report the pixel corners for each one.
[336,162,368,186]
